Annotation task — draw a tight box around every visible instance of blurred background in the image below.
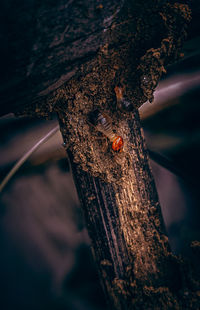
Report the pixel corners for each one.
[0,1,200,309]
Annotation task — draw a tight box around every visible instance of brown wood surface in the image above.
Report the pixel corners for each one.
[0,0,199,116]
[0,0,123,115]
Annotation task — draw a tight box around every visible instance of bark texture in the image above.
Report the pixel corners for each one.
[0,0,124,115]
[0,0,195,116]
[2,0,200,309]
[63,112,172,309]
[53,40,199,307]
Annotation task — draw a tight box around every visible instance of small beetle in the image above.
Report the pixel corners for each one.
[88,109,123,152]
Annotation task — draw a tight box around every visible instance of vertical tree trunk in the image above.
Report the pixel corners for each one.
[54,36,179,305]
[59,109,171,309]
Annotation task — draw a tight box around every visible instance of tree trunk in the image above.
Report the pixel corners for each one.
[1,0,199,309]
[60,110,172,309]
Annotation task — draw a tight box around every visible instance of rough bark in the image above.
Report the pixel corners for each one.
[0,0,124,116]
[53,29,199,306]
[1,0,200,309]
[0,0,198,116]
[62,111,172,309]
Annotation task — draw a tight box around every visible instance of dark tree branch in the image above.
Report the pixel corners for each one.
[0,0,199,116]
[0,0,123,115]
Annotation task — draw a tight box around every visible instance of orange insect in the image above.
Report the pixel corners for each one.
[89,109,123,152]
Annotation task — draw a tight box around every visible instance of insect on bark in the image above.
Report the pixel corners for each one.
[88,109,123,152]
[114,86,134,112]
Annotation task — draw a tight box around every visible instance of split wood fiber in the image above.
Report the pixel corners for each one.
[63,112,172,309]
